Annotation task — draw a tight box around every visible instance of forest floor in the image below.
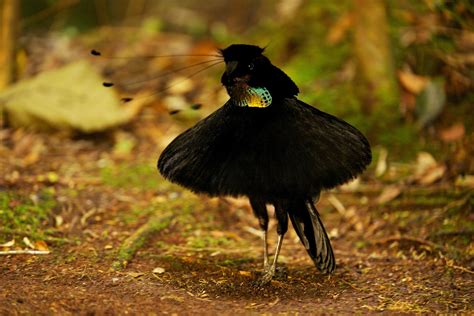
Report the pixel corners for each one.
[1,109,473,315]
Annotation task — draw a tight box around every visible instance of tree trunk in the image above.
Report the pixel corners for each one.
[353,0,398,116]
[0,0,19,89]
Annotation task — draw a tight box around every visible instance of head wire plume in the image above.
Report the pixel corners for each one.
[90,49,224,111]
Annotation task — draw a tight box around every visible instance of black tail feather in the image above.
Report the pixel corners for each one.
[287,199,335,273]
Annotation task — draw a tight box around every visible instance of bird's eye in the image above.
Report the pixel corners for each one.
[248,63,254,71]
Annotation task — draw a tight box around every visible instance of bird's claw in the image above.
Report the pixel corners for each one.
[258,263,276,285]
[259,270,274,286]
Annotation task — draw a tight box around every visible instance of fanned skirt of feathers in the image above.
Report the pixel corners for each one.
[158,98,371,200]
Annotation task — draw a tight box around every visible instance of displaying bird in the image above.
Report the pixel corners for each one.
[158,44,372,283]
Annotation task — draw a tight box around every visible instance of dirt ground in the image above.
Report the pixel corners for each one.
[1,115,473,314]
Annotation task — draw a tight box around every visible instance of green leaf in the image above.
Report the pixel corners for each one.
[0,61,134,132]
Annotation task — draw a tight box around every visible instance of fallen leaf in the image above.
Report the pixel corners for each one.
[416,78,446,129]
[455,175,474,188]
[55,215,64,227]
[415,152,437,177]
[23,237,35,249]
[22,140,45,166]
[377,186,402,204]
[0,61,140,132]
[0,239,15,248]
[239,270,251,277]
[375,147,388,177]
[127,272,145,278]
[339,177,360,192]
[398,70,428,94]
[152,267,165,274]
[418,165,446,185]
[329,228,339,238]
[439,123,465,143]
[34,240,49,252]
[160,295,184,302]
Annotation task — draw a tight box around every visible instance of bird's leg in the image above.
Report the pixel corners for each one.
[262,229,269,269]
[260,202,288,284]
[249,198,269,270]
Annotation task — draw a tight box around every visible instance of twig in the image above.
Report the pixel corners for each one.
[166,245,258,254]
[376,235,474,275]
[429,230,474,238]
[0,228,74,244]
[112,211,174,270]
[0,250,50,255]
[372,235,444,251]
[438,252,474,275]
[447,264,474,275]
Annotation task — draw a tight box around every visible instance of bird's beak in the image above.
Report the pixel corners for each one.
[225,61,238,76]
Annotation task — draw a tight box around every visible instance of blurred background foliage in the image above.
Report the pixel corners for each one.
[1,0,473,160]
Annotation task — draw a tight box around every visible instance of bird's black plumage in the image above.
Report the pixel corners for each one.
[158,44,371,281]
[159,98,370,199]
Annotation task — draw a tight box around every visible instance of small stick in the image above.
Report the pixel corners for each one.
[112,211,174,270]
[372,235,443,250]
[0,250,50,255]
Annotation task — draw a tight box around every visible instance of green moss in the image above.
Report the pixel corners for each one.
[120,205,158,225]
[100,161,163,191]
[218,257,255,267]
[186,235,233,249]
[374,124,420,161]
[0,190,56,243]
[113,209,174,270]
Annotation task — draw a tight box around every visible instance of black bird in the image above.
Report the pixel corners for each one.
[158,44,371,283]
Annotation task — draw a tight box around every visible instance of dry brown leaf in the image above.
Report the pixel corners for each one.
[418,165,446,185]
[127,272,145,278]
[455,175,474,188]
[239,270,251,277]
[34,240,49,252]
[22,139,45,166]
[398,70,428,94]
[377,186,402,204]
[439,123,465,143]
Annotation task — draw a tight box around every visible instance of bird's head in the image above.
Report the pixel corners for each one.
[220,44,299,108]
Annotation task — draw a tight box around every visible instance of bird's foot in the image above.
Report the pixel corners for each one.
[258,264,288,286]
[259,269,275,286]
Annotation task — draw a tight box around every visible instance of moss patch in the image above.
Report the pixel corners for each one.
[0,189,56,243]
